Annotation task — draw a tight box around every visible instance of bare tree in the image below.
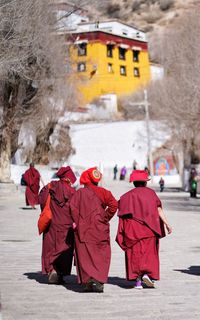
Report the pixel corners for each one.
[0,0,80,182]
[150,10,200,167]
[121,10,200,168]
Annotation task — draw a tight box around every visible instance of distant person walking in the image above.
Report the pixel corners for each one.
[133,160,137,170]
[39,166,77,284]
[116,170,172,289]
[70,167,118,292]
[23,163,44,209]
[113,164,118,180]
[120,166,127,180]
[159,177,165,192]
[189,168,198,198]
[144,166,150,175]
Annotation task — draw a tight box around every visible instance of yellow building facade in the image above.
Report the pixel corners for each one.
[68,21,151,104]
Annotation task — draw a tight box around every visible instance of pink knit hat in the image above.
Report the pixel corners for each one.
[129,170,151,182]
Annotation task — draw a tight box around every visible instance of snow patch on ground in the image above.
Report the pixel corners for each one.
[68,120,170,169]
[10,120,182,187]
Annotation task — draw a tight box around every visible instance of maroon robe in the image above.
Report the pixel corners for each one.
[116,187,165,280]
[70,183,118,284]
[23,167,40,207]
[39,180,75,275]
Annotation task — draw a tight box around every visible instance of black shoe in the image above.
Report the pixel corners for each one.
[84,278,104,293]
[57,274,65,284]
[83,281,93,292]
[83,278,95,292]
[91,278,104,293]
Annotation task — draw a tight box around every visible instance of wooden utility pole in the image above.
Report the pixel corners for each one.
[129,89,154,180]
[144,89,154,180]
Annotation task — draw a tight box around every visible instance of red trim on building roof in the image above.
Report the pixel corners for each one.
[68,31,148,51]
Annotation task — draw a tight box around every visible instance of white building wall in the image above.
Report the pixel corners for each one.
[76,21,146,42]
[150,64,164,81]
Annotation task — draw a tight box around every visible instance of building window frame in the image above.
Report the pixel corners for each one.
[107,44,114,58]
[133,67,140,77]
[133,50,140,62]
[78,43,87,56]
[120,65,126,76]
[77,62,86,72]
[119,47,126,60]
[108,63,113,73]
[122,29,128,36]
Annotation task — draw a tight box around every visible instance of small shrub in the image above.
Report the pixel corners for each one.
[159,0,174,11]
[132,0,141,11]
[142,25,154,33]
[143,9,163,24]
[106,3,121,15]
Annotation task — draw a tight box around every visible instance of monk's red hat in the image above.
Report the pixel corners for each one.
[80,167,102,185]
[129,170,150,182]
[56,166,77,183]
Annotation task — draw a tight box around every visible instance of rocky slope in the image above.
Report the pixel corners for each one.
[83,0,200,61]
[87,0,198,31]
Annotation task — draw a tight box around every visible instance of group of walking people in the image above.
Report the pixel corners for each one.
[23,164,172,292]
[113,165,127,180]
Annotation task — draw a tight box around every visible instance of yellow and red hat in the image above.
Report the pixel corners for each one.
[80,167,102,185]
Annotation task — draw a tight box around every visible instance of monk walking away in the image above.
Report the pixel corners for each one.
[39,166,77,284]
[70,167,118,293]
[116,170,172,289]
[23,163,44,209]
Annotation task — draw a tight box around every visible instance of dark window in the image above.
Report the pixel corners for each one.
[77,62,86,72]
[133,50,140,62]
[119,47,126,60]
[122,30,128,36]
[78,43,87,56]
[134,67,140,77]
[107,44,113,57]
[120,66,126,76]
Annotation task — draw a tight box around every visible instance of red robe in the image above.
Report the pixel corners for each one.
[23,167,40,207]
[39,180,75,275]
[116,187,165,280]
[70,183,118,284]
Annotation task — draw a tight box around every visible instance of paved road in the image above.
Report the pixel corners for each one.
[0,181,200,320]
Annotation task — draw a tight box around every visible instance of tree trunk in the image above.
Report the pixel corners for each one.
[0,127,12,182]
[0,79,22,182]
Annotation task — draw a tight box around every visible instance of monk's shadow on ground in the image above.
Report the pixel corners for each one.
[23,272,84,293]
[174,266,200,276]
[108,277,155,289]
[24,271,48,284]
[108,276,134,289]
[20,207,37,210]
[24,273,153,291]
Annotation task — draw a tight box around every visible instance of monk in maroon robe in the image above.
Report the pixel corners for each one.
[23,163,44,209]
[116,170,172,289]
[70,167,118,292]
[39,166,77,284]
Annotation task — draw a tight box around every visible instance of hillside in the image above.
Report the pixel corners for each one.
[82,0,200,62]
[86,0,198,31]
